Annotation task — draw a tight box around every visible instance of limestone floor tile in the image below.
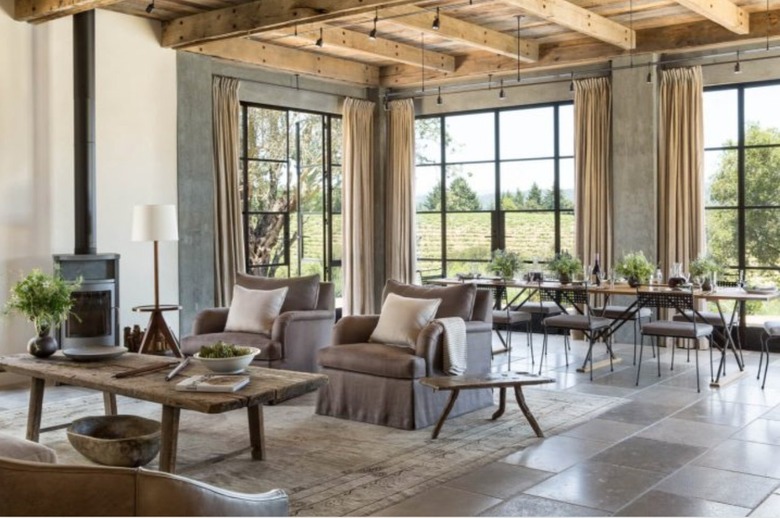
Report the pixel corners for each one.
[762,404,780,421]
[500,435,610,473]
[597,400,678,426]
[479,494,605,517]
[695,439,780,479]
[714,384,780,407]
[673,399,768,427]
[564,381,637,398]
[638,417,738,448]
[524,460,665,512]
[372,486,501,516]
[446,462,553,499]
[592,436,707,474]
[615,489,750,517]
[561,418,644,444]
[591,363,667,390]
[750,494,780,517]
[656,465,779,508]
[732,418,780,445]
[628,384,706,409]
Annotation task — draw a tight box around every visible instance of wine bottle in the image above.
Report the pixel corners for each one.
[592,253,601,286]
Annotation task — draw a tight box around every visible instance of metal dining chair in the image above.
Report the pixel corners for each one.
[538,285,613,380]
[759,320,780,389]
[635,289,715,392]
[593,304,653,365]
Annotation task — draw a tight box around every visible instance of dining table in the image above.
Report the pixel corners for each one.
[429,276,780,387]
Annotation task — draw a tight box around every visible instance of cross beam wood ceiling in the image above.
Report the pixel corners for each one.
[14,0,779,89]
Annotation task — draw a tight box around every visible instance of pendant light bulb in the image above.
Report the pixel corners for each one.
[436,87,443,106]
[569,73,574,92]
[432,8,440,30]
[369,11,378,40]
[734,50,742,74]
[499,79,506,100]
[315,28,324,48]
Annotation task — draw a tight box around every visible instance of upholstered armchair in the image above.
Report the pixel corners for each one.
[0,434,288,516]
[316,280,494,430]
[181,274,335,372]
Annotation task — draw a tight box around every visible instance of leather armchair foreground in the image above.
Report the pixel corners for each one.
[0,434,288,516]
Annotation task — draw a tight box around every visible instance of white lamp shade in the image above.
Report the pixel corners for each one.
[132,204,179,242]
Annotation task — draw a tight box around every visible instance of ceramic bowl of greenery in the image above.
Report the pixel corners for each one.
[194,342,260,373]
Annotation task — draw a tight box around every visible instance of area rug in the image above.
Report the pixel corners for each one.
[0,388,625,516]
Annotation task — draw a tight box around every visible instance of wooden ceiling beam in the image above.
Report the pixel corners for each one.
[380,8,780,87]
[382,5,538,61]
[270,24,456,72]
[162,0,424,49]
[15,0,121,23]
[500,0,635,50]
[186,38,379,86]
[674,0,749,35]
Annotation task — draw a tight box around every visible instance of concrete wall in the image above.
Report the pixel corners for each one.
[176,53,370,333]
[0,6,176,386]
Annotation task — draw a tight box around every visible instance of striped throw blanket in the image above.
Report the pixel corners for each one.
[436,317,467,375]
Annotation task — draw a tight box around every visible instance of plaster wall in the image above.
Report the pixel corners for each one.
[0,6,176,386]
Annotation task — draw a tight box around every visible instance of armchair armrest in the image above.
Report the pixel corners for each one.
[332,315,380,345]
[191,308,229,335]
[416,321,445,376]
[271,309,335,343]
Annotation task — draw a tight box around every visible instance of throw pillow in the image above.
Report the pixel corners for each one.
[383,279,477,320]
[224,285,288,335]
[236,273,320,312]
[369,293,442,347]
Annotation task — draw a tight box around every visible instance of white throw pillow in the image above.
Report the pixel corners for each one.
[369,293,442,347]
[224,285,288,335]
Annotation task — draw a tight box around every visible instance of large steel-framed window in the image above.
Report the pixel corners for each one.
[703,81,780,322]
[239,103,342,296]
[415,102,574,279]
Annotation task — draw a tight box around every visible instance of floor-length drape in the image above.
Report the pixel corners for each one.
[386,99,416,284]
[658,66,704,273]
[212,76,245,306]
[574,77,612,270]
[342,98,376,315]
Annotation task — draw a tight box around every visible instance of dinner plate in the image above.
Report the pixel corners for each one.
[745,287,778,295]
[62,345,128,362]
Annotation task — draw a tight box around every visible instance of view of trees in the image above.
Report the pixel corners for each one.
[418,177,574,212]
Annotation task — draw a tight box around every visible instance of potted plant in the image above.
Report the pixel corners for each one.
[488,249,522,280]
[547,251,583,285]
[689,254,723,290]
[3,269,81,358]
[615,251,654,287]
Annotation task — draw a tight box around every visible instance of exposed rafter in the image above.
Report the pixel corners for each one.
[268,24,457,72]
[382,5,538,61]
[500,0,635,50]
[15,0,120,23]
[161,0,424,49]
[380,9,780,87]
[188,38,379,86]
[674,0,750,35]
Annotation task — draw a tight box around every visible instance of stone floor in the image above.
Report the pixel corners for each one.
[376,332,780,517]
[2,333,780,517]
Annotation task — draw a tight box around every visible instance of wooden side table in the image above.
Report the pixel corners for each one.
[132,304,183,357]
[420,372,555,439]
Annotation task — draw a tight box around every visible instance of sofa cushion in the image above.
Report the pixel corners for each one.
[237,273,320,313]
[370,293,441,347]
[319,343,427,379]
[180,333,282,361]
[383,279,476,320]
[0,433,57,463]
[225,285,288,335]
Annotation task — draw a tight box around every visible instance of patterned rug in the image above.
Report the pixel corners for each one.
[0,387,625,516]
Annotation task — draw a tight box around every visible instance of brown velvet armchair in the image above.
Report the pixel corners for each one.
[181,274,335,372]
[316,281,494,430]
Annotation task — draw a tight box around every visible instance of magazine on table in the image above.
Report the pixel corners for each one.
[175,374,250,392]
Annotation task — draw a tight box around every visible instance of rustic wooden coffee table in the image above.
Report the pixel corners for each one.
[420,372,555,439]
[0,352,327,473]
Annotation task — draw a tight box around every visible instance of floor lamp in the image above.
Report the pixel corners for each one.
[132,204,182,357]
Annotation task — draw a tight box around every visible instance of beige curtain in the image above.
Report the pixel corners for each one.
[386,99,417,284]
[342,98,376,315]
[212,76,245,307]
[574,77,612,270]
[658,66,704,273]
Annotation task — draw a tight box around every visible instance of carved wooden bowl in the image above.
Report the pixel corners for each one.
[67,415,161,467]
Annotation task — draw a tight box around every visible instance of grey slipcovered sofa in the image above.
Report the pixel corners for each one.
[0,433,288,516]
[181,273,335,372]
[316,280,494,430]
